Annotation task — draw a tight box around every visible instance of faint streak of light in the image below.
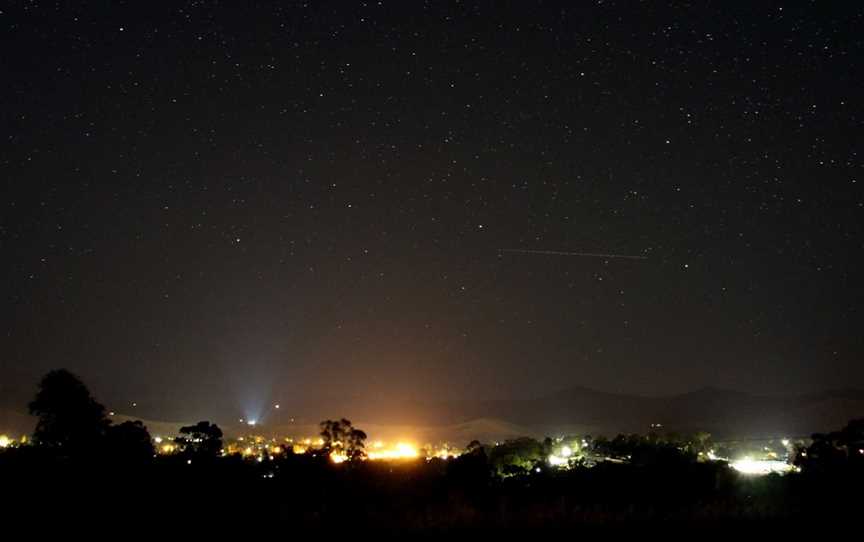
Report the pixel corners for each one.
[500,248,648,260]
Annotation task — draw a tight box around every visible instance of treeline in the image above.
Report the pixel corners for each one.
[1,369,862,532]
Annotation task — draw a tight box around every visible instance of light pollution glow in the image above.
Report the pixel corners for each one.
[150,432,803,477]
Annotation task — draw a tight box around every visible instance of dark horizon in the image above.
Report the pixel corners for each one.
[3,368,863,442]
[3,2,863,416]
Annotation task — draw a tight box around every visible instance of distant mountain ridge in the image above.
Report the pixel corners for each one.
[2,386,863,441]
[244,385,864,439]
[337,385,864,439]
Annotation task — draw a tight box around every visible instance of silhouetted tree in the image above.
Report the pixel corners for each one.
[176,421,223,458]
[345,427,367,460]
[448,439,491,488]
[589,432,697,467]
[105,420,155,463]
[542,436,554,456]
[319,418,367,460]
[691,431,713,455]
[796,418,864,474]
[465,440,484,455]
[488,437,544,475]
[28,369,110,455]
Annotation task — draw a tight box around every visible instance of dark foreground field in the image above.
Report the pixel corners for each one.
[2,449,859,535]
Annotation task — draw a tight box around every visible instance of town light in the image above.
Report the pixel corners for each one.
[548,454,567,466]
[731,457,796,475]
[367,442,419,460]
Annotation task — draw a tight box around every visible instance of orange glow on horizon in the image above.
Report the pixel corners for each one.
[367,442,419,460]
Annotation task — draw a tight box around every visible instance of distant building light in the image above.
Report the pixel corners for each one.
[367,442,419,460]
[731,457,795,475]
[274,404,280,409]
[549,455,567,466]
[247,419,257,426]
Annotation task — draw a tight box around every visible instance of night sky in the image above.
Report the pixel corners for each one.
[2,2,863,420]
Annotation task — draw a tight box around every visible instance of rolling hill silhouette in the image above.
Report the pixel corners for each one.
[3,386,862,441]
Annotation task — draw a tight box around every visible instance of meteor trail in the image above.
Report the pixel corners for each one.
[500,248,648,260]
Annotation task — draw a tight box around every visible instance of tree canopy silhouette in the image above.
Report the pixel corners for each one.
[177,421,223,458]
[28,369,110,454]
[106,420,155,463]
[796,418,864,474]
[488,437,545,475]
[319,418,367,460]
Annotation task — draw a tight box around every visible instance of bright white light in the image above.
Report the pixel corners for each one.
[781,439,790,447]
[396,442,417,456]
[274,404,280,409]
[548,454,567,466]
[154,436,163,444]
[535,467,541,473]
[247,419,257,426]
[561,446,573,457]
[731,457,795,475]
[731,457,762,474]
[0,435,10,448]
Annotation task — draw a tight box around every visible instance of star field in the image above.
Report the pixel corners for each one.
[1,1,862,417]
